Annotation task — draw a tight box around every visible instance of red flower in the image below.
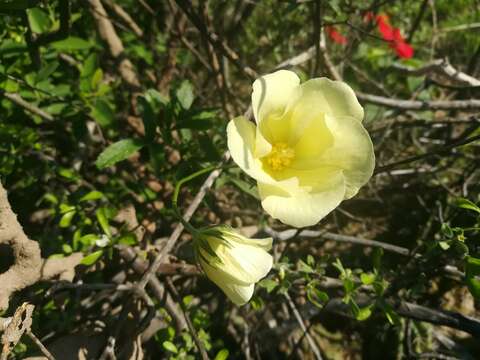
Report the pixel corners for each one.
[371,13,414,59]
[376,15,395,41]
[393,41,414,59]
[326,26,347,45]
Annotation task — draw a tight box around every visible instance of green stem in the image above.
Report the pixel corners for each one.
[172,165,218,209]
[171,165,219,236]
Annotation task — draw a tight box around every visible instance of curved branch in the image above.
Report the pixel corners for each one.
[0,181,82,311]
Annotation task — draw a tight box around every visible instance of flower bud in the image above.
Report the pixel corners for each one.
[195,226,273,305]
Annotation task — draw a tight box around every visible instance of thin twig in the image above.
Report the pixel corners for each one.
[1,92,54,121]
[311,0,321,77]
[374,134,480,174]
[357,92,480,110]
[264,226,410,256]
[27,331,55,360]
[102,0,143,37]
[88,0,141,89]
[284,292,323,360]
[391,59,480,87]
[407,0,429,43]
[174,0,257,79]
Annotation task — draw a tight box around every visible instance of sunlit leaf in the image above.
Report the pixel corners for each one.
[51,37,92,51]
[95,139,145,169]
[27,7,51,34]
[176,80,194,109]
[80,250,103,266]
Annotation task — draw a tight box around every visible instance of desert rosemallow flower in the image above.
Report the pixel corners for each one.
[195,226,273,305]
[227,70,375,228]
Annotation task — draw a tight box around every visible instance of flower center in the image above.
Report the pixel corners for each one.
[264,142,295,171]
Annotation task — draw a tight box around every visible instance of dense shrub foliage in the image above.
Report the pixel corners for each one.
[0,0,479,358]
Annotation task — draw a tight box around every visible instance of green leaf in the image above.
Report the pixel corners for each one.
[95,207,112,237]
[353,303,372,321]
[117,233,137,246]
[214,349,229,360]
[80,53,98,92]
[81,53,97,77]
[379,301,400,325]
[306,285,329,308]
[51,37,92,51]
[258,279,278,293]
[95,139,145,169]
[91,68,103,90]
[79,190,104,202]
[438,240,451,250]
[229,177,259,200]
[80,250,103,266]
[357,307,372,321]
[145,88,168,106]
[162,341,178,354]
[327,0,341,15]
[44,102,67,115]
[91,99,115,128]
[62,243,72,254]
[307,255,315,267]
[138,96,156,142]
[58,167,79,181]
[249,295,264,310]
[176,80,194,109]
[59,210,76,228]
[441,223,454,238]
[36,61,59,83]
[27,7,51,34]
[466,256,480,299]
[78,234,99,247]
[297,259,314,273]
[456,198,480,214]
[360,273,375,285]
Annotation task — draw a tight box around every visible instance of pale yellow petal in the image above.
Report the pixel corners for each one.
[252,70,300,123]
[227,116,274,183]
[254,127,273,158]
[233,236,273,251]
[199,254,251,286]
[290,114,334,163]
[299,78,364,122]
[321,115,375,198]
[202,261,255,305]
[200,240,272,284]
[258,172,346,228]
[227,243,273,282]
[221,283,255,306]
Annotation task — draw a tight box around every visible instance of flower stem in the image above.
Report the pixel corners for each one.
[171,165,219,237]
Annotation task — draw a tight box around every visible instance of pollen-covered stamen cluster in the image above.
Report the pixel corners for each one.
[264,142,295,171]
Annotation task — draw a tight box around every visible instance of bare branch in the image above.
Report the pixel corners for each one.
[88,0,141,89]
[0,182,82,311]
[174,0,257,79]
[392,58,480,87]
[284,292,323,360]
[357,92,480,111]
[1,91,54,121]
[102,0,143,37]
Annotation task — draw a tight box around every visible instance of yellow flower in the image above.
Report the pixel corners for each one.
[195,226,273,305]
[227,70,375,227]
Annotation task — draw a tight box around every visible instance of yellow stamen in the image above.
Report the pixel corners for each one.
[264,142,295,171]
